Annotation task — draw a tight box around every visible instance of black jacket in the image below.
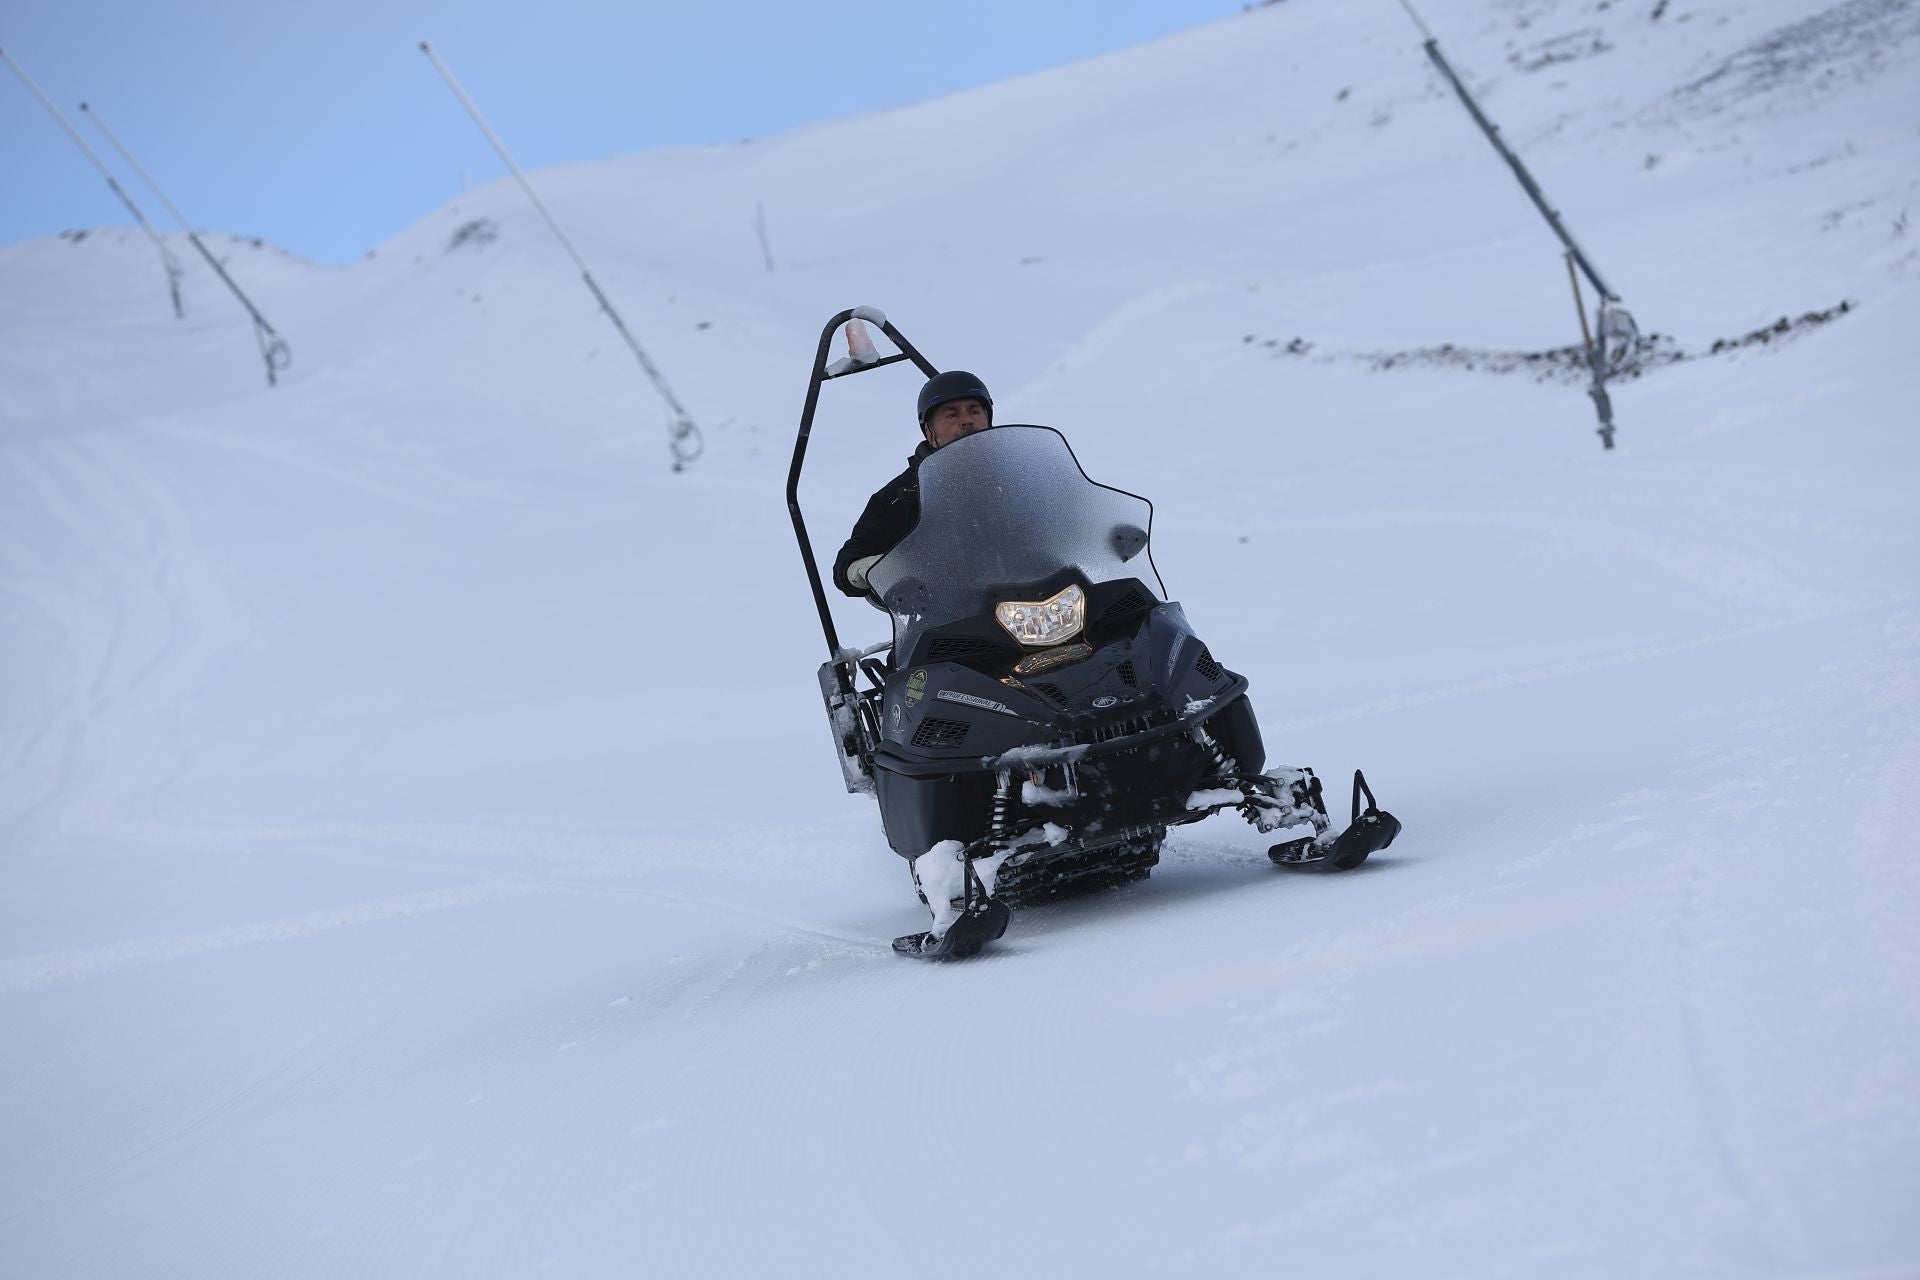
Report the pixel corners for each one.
[832,441,935,597]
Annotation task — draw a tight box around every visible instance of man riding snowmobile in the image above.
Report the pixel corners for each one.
[833,369,994,599]
[788,308,1401,961]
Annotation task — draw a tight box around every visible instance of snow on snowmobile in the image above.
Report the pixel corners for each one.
[788,307,1400,959]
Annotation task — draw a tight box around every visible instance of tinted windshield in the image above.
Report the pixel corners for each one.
[865,426,1162,655]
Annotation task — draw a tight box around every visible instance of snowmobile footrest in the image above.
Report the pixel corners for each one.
[892,897,1011,960]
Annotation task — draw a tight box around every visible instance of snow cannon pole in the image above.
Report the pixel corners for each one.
[1393,0,1640,450]
[1566,252,1616,449]
[753,201,775,274]
[78,102,291,386]
[1393,0,1617,303]
[419,40,703,472]
[1,48,185,319]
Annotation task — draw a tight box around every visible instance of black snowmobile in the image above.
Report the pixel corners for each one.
[788,307,1400,959]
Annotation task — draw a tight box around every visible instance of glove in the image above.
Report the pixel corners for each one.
[847,554,883,592]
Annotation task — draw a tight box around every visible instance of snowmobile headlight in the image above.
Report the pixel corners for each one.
[995,583,1085,648]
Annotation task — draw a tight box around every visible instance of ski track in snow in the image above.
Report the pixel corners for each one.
[1305,500,1868,617]
[0,829,888,996]
[0,429,245,855]
[0,881,555,995]
[1011,279,1225,407]
[1267,594,1908,734]
[0,968,413,1239]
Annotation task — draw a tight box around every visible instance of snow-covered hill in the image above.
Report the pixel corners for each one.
[3,1,1917,1275]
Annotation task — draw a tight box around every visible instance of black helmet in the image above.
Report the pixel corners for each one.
[917,370,993,426]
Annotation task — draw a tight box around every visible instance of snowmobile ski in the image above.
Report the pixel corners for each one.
[893,855,1010,959]
[891,896,1011,960]
[1270,770,1401,871]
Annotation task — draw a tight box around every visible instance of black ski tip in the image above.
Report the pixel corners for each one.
[1372,809,1402,851]
[891,898,1011,960]
[1328,809,1401,870]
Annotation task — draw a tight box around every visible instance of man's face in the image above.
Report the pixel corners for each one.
[923,398,990,448]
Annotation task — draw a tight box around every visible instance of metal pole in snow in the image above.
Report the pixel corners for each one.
[418,40,704,471]
[753,201,775,273]
[1393,0,1640,449]
[1,47,185,318]
[78,102,292,387]
[1394,0,1619,302]
[1566,252,1616,449]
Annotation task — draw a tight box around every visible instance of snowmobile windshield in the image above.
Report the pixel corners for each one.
[866,425,1162,656]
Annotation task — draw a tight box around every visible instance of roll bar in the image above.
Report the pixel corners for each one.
[785,307,941,684]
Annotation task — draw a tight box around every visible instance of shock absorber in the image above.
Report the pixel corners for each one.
[1192,724,1237,779]
[988,769,1014,843]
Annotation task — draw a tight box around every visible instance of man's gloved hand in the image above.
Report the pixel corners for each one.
[847,554,884,592]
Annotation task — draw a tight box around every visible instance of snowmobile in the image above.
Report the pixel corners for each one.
[788,307,1401,959]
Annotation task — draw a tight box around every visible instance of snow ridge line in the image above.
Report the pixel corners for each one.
[0,880,555,995]
[1266,595,1907,734]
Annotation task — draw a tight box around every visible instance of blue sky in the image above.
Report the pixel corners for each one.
[4,0,1244,265]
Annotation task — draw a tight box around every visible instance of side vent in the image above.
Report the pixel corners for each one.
[911,717,971,749]
[927,637,998,662]
[1195,648,1222,681]
[1116,660,1137,688]
[1098,590,1153,626]
[1032,682,1069,705]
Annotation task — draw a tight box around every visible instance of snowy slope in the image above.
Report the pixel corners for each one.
[3,1,1918,1275]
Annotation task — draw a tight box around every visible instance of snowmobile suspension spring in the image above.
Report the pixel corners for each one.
[1193,724,1235,777]
[989,770,1014,843]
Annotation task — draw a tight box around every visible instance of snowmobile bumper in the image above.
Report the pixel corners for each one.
[870,678,1251,858]
[870,673,1251,779]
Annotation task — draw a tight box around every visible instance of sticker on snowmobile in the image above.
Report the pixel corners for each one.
[936,689,1019,717]
[1092,695,1118,708]
[905,669,927,706]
